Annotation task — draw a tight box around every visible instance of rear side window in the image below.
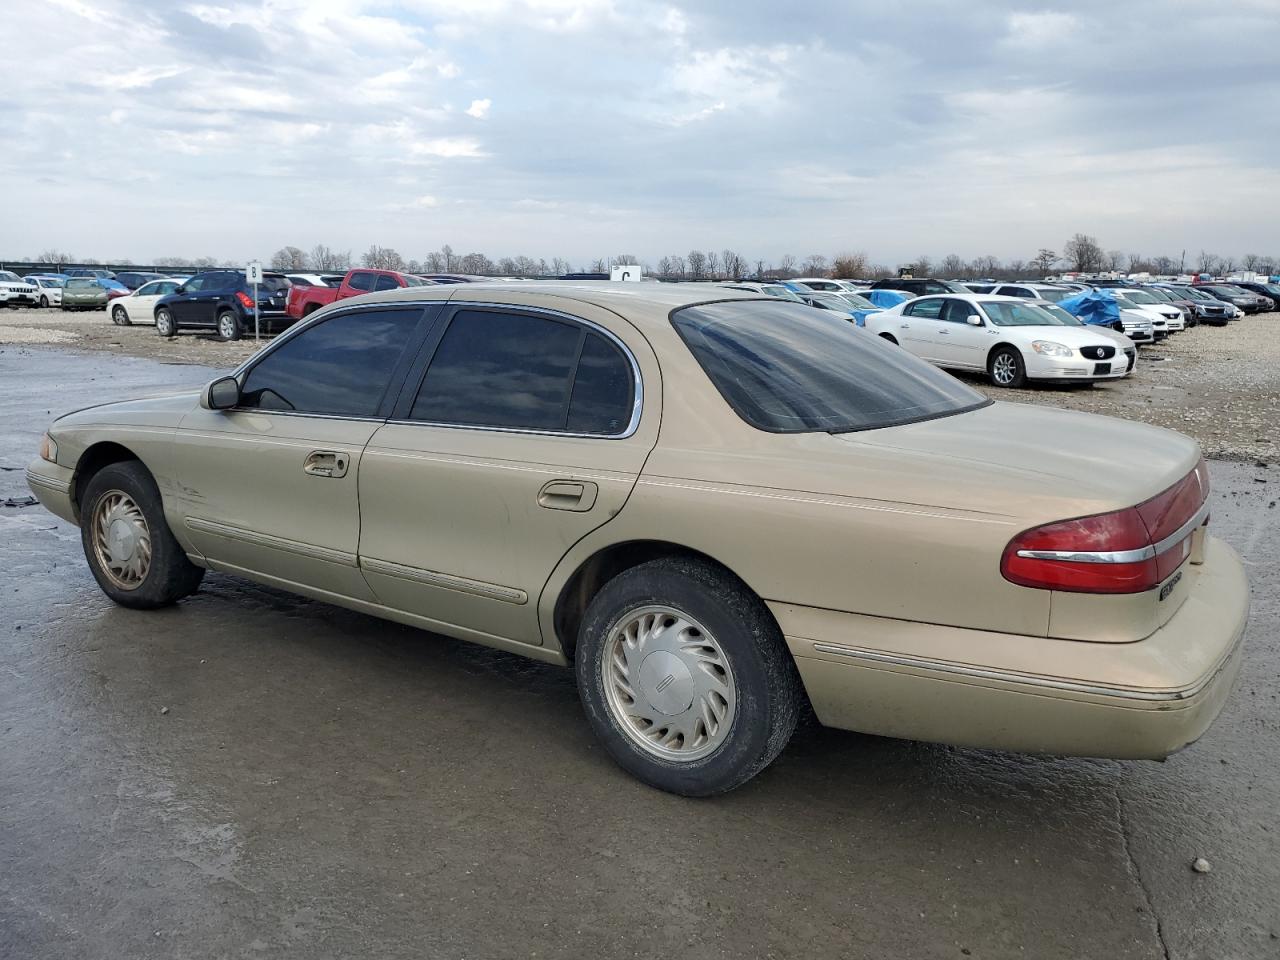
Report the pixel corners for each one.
[904,298,944,318]
[239,308,423,417]
[348,272,376,292]
[671,300,988,434]
[373,274,400,292]
[409,309,635,435]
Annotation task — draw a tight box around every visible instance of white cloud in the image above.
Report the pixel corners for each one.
[1004,11,1079,47]
[410,195,440,207]
[465,98,492,118]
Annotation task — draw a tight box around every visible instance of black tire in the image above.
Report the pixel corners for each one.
[155,308,177,337]
[111,305,132,326]
[988,345,1026,388]
[80,461,204,609]
[575,557,803,796]
[216,310,242,341]
[39,295,49,308]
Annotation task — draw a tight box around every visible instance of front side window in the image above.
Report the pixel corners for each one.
[239,308,423,416]
[136,282,161,296]
[183,276,207,293]
[1002,287,1034,299]
[671,300,988,434]
[409,310,634,435]
[904,298,944,319]
[373,274,400,292]
[940,299,975,323]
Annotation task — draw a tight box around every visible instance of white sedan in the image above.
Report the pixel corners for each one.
[863,294,1131,388]
[108,278,186,326]
[1113,289,1184,331]
[24,276,65,307]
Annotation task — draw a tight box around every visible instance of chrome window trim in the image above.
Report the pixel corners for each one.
[396,299,644,440]
[227,298,644,440]
[1015,501,1209,565]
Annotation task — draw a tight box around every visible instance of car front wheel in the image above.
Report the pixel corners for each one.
[111,305,131,326]
[575,557,803,796]
[988,346,1026,388]
[39,295,49,308]
[155,308,177,337]
[80,461,205,609]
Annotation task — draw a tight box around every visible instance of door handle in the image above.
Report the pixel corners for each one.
[538,480,598,512]
[900,323,909,329]
[938,329,950,335]
[304,450,349,478]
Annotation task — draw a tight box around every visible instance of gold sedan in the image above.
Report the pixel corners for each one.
[26,283,1248,795]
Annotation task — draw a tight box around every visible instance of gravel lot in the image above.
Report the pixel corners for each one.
[2,305,1276,462]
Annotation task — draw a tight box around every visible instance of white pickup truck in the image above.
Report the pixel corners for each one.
[0,270,39,308]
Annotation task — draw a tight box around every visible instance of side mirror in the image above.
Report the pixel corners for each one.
[202,376,241,411]
[966,314,984,326]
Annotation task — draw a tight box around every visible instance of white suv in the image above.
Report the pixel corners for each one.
[0,270,39,308]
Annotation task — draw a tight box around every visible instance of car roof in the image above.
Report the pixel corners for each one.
[355,280,763,331]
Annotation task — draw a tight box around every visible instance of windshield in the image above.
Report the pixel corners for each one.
[1038,304,1084,326]
[763,285,802,301]
[981,301,1075,326]
[0,271,21,283]
[1118,290,1159,304]
[837,292,876,309]
[1177,286,1211,301]
[671,300,988,433]
[1142,288,1175,302]
[1208,285,1249,296]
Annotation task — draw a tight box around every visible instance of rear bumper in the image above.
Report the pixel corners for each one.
[776,536,1249,759]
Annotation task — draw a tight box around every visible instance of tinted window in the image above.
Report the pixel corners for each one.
[671,300,988,434]
[373,274,400,292]
[1003,286,1034,298]
[239,308,422,416]
[940,299,974,323]
[348,272,376,292]
[184,275,207,293]
[566,333,634,435]
[904,298,944,319]
[410,310,581,431]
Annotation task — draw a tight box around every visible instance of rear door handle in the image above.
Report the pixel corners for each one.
[538,480,598,512]
[304,450,349,478]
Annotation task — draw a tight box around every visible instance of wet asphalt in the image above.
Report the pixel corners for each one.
[1,346,1277,960]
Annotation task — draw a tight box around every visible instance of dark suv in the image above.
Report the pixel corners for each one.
[153,270,292,340]
[870,277,970,295]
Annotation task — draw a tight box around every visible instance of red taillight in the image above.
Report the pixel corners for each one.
[235,291,254,309]
[1001,459,1209,594]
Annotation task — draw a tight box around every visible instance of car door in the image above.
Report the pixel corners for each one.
[897,297,946,359]
[934,299,990,369]
[127,280,165,321]
[173,305,435,600]
[167,274,208,322]
[357,300,659,647]
[190,271,233,327]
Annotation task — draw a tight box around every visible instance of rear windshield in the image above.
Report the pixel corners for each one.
[1032,287,1070,302]
[671,300,989,434]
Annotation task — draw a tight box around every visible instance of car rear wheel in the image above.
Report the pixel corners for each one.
[216,311,241,341]
[80,461,205,609]
[575,557,803,796]
[111,305,131,326]
[155,308,177,337]
[988,346,1026,388]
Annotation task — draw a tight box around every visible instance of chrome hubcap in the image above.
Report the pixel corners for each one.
[602,605,736,762]
[219,316,234,337]
[993,353,1016,384]
[91,490,151,590]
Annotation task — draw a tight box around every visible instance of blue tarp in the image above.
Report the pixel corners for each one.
[1059,289,1122,326]
[860,289,910,308]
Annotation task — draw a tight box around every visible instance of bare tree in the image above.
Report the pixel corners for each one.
[777,254,797,278]
[971,254,1002,277]
[1030,249,1057,275]
[684,250,705,279]
[1195,250,1220,274]
[308,244,350,271]
[270,246,308,271]
[722,249,747,279]
[439,245,455,272]
[800,254,828,276]
[36,249,74,267]
[1106,249,1126,272]
[1006,258,1028,278]
[1063,234,1104,273]
[940,254,966,277]
[914,255,932,276]
[361,245,405,271]
[154,255,194,269]
[612,253,639,266]
[669,254,685,279]
[831,251,869,279]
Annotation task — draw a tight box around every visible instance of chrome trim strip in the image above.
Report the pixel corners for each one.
[1016,501,1210,565]
[809,636,1240,703]
[360,556,528,604]
[184,517,357,567]
[25,469,71,494]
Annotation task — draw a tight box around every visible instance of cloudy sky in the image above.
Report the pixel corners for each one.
[3,0,1279,268]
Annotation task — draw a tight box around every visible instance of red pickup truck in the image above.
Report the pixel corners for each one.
[286,269,431,319]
